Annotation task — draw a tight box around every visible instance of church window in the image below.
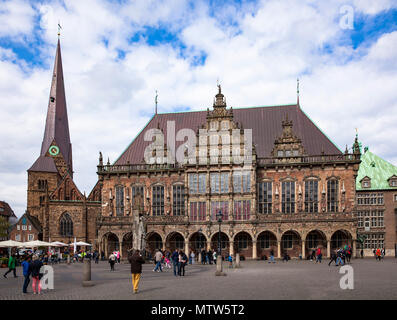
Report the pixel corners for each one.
[60,213,73,237]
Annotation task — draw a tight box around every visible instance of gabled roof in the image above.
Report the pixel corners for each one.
[0,201,16,219]
[28,155,58,173]
[11,212,42,233]
[356,150,397,191]
[40,39,72,171]
[115,104,341,165]
[49,172,84,201]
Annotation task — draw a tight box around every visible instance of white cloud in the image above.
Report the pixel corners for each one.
[0,0,35,38]
[0,0,396,217]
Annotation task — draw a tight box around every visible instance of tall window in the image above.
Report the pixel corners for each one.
[327,179,339,212]
[38,180,47,190]
[234,200,251,220]
[152,185,164,216]
[115,185,124,216]
[60,213,73,237]
[233,171,251,193]
[211,201,229,221]
[282,181,295,213]
[305,180,318,213]
[258,182,272,214]
[210,173,229,193]
[173,185,185,216]
[189,173,206,194]
[190,202,206,221]
[131,185,144,206]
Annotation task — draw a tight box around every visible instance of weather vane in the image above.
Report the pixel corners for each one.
[58,21,62,38]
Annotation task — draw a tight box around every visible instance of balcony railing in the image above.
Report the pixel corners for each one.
[256,153,360,166]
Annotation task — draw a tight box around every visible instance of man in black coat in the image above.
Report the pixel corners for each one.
[128,249,145,294]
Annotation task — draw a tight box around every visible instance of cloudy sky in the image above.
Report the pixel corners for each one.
[1,0,397,217]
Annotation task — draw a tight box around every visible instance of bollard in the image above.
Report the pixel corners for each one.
[215,255,226,276]
[82,259,95,287]
[67,255,70,265]
[198,252,202,264]
[235,253,241,268]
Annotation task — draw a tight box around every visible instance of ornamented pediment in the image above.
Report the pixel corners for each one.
[271,114,306,161]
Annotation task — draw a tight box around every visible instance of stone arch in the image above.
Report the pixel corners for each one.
[166,231,185,252]
[256,230,278,259]
[281,230,302,258]
[210,232,230,257]
[189,231,208,253]
[146,232,163,256]
[331,229,353,250]
[122,232,133,258]
[101,232,120,258]
[233,231,253,259]
[305,230,327,258]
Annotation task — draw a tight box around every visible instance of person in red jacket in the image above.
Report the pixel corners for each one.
[316,247,322,263]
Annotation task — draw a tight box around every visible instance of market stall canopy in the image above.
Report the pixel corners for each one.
[70,241,92,246]
[0,240,23,248]
[50,241,68,247]
[19,240,52,247]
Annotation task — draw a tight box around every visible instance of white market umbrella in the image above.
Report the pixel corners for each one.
[0,240,23,248]
[50,241,68,247]
[73,241,92,246]
[19,240,52,247]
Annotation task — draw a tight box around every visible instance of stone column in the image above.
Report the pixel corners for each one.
[352,239,357,259]
[327,240,331,258]
[185,240,189,256]
[82,259,94,287]
[277,240,281,259]
[215,255,226,276]
[120,241,123,260]
[301,240,306,259]
[235,253,240,268]
[229,241,234,257]
[105,236,108,258]
[207,241,211,251]
[252,241,257,260]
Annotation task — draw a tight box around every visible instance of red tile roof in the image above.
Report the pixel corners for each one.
[115,104,341,165]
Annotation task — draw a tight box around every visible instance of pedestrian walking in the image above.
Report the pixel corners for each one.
[315,248,322,263]
[201,249,206,264]
[171,249,179,276]
[328,250,337,266]
[22,256,32,294]
[153,250,163,272]
[128,249,145,294]
[31,255,43,295]
[375,248,381,261]
[269,249,276,263]
[109,253,116,271]
[228,254,233,268]
[336,249,344,266]
[3,254,17,278]
[178,251,188,276]
[190,251,195,265]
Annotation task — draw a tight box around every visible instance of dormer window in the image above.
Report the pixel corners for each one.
[361,177,371,189]
[388,176,397,187]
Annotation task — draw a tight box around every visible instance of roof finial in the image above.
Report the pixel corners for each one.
[155,90,158,115]
[217,79,221,94]
[58,21,62,38]
[297,78,300,106]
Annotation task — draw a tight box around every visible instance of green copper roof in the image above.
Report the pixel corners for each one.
[356,150,397,191]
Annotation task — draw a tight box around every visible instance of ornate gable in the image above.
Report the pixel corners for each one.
[271,114,306,161]
[50,172,84,201]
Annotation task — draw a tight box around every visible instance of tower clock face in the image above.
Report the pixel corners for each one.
[49,145,60,156]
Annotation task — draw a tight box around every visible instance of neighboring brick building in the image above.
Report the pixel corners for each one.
[26,38,100,246]
[356,149,397,257]
[9,212,42,242]
[96,85,361,260]
[0,201,17,240]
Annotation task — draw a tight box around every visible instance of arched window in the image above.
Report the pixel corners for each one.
[60,213,73,237]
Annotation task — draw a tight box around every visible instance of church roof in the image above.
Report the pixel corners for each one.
[39,39,72,170]
[28,155,58,173]
[356,150,397,191]
[114,104,341,165]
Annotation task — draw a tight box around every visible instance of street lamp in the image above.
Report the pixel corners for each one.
[216,210,223,257]
[198,228,204,250]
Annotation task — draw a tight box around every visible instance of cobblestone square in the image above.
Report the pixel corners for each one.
[0,258,396,300]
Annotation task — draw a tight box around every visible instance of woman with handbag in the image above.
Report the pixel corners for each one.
[31,255,44,295]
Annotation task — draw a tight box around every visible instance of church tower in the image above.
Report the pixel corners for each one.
[27,38,73,224]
